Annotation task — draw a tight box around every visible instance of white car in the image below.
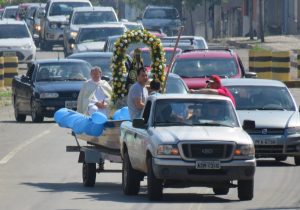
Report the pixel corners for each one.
[70,23,126,53]
[0,19,36,63]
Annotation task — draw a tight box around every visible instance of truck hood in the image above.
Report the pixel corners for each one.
[48,15,69,23]
[34,81,83,92]
[237,110,299,128]
[151,126,251,144]
[76,42,105,52]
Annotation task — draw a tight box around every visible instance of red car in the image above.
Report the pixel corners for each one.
[169,49,256,89]
[130,47,182,72]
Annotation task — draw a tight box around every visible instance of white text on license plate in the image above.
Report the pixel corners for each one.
[65,101,77,108]
[195,161,220,169]
[255,139,277,145]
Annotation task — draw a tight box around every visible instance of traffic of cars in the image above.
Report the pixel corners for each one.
[2,0,300,203]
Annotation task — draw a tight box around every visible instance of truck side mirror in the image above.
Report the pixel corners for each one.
[132,118,145,128]
[245,72,257,78]
[243,120,255,130]
[38,10,46,18]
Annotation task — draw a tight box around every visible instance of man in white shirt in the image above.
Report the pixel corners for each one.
[77,66,112,116]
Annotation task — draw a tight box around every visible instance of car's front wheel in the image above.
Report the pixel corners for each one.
[122,151,141,195]
[147,156,163,201]
[238,179,254,201]
[31,100,44,122]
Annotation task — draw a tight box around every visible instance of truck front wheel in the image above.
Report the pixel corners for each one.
[82,162,96,187]
[147,156,163,201]
[238,179,254,201]
[294,156,300,166]
[122,152,140,195]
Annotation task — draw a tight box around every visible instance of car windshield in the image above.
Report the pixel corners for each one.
[3,8,17,18]
[124,23,143,30]
[226,86,296,111]
[165,76,187,94]
[161,38,205,49]
[0,24,29,38]
[154,99,239,127]
[69,56,112,78]
[140,49,181,67]
[78,27,125,43]
[35,62,91,82]
[49,2,91,16]
[171,58,238,78]
[144,8,178,19]
[73,11,117,25]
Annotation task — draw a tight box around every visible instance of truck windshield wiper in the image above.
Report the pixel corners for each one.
[195,122,234,128]
[256,107,286,111]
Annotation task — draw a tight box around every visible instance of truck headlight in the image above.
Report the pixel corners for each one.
[34,24,41,31]
[157,144,179,156]
[40,92,59,98]
[234,144,255,157]
[70,31,77,38]
[286,126,300,135]
[50,23,57,29]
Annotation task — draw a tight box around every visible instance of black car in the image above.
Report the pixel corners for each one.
[12,59,91,122]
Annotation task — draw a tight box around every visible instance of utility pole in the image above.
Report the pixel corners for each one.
[259,0,265,42]
[204,0,208,40]
[249,0,254,40]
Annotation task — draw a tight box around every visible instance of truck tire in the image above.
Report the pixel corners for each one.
[31,101,44,122]
[122,152,140,195]
[14,97,26,122]
[294,156,300,166]
[238,179,254,201]
[213,186,229,195]
[275,156,287,162]
[82,162,96,187]
[147,156,163,201]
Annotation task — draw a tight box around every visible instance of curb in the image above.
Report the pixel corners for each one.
[226,40,253,49]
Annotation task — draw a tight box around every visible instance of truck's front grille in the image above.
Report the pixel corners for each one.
[180,142,234,160]
[255,145,283,154]
[58,91,79,99]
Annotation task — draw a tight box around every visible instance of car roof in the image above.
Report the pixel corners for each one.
[175,49,237,59]
[33,59,90,65]
[138,47,181,52]
[68,52,113,58]
[222,78,286,87]
[0,19,26,25]
[145,5,177,9]
[149,93,232,101]
[73,6,115,12]
[49,0,91,3]
[78,23,125,29]
[5,5,18,9]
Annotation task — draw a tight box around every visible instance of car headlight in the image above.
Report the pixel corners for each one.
[234,144,255,157]
[34,24,41,31]
[286,126,300,135]
[50,23,57,29]
[157,144,179,156]
[70,31,77,38]
[40,92,59,98]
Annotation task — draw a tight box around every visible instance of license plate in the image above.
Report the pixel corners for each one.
[65,101,77,108]
[254,139,277,145]
[3,51,16,57]
[195,161,221,170]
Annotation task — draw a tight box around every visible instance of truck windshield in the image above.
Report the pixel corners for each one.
[154,99,239,127]
[49,2,91,16]
[73,11,117,25]
[36,62,91,82]
[78,27,125,43]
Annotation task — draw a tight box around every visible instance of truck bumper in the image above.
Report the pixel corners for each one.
[152,158,256,182]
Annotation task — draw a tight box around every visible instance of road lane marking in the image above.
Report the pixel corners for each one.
[0,130,51,165]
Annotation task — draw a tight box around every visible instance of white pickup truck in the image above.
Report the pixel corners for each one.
[120,94,256,201]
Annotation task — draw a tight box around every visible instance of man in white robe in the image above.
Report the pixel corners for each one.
[77,66,112,116]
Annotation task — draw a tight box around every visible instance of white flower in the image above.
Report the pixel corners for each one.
[156,58,159,61]
[121,94,124,97]
[149,38,153,42]
[124,40,127,43]
[120,43,123,47]
[159,65,162,69]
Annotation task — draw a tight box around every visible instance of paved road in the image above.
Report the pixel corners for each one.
[0,49,300,210]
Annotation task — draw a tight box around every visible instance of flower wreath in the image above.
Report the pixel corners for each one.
[111,29,166,103]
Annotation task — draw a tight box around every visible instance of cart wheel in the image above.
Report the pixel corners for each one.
[82,162,96,187]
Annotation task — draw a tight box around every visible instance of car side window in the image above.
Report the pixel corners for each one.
[142,101,152,124]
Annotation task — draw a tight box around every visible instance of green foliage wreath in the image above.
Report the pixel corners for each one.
[111,29,166,103]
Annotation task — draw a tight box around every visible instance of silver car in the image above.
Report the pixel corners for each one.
[223,78,300,165]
